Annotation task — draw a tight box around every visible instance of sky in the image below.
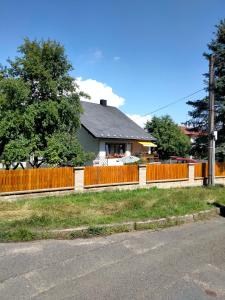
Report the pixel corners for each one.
[1,0,225,127]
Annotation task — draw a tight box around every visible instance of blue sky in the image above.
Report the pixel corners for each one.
[1,0,225,125]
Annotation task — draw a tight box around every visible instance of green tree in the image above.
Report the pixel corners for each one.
[187,19,225,160]
[145,115,190,160]
[0,39,91,169]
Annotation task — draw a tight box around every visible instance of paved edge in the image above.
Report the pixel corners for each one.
[47,207,221,239]
[0,207,221,242]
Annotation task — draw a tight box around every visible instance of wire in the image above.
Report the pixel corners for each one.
[143,88,205,116]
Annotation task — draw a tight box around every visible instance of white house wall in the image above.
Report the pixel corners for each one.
[99,141,106,158]
[77,128,149,166]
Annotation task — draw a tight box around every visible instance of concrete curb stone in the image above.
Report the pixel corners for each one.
[45,207,221,239]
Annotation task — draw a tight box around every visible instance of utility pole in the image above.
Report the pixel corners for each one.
[208,54,215,186]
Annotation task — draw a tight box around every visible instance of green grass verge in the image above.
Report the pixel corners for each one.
[0,186,224,241]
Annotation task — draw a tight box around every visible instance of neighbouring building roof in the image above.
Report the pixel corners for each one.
[80,100,156,141]
[179,126,206,137]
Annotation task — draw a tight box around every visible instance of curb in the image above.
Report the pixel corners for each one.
[46,207,221,238]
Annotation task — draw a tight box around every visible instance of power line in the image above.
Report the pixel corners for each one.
[143,88,205,116]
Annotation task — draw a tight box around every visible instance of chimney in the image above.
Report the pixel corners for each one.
[100,99,107,106]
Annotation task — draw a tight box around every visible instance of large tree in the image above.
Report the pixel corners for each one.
[0,39,91,169]
[187,19,225,160]
[145,115,190,160]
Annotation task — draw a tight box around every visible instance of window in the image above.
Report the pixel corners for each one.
[105,143,126,158]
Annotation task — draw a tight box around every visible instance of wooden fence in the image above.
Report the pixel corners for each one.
[146,163,189,182]
[215,162,225,177]
[1,162,225,195]
[194,162,225,178]
[84,165,139,186]
[0,167,74,193]
[194,163,208,178]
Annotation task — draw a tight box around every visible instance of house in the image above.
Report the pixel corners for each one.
[179,126,206,144]
[78,100,156,165]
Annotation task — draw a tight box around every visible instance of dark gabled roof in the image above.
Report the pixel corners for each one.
[80,101,156,141]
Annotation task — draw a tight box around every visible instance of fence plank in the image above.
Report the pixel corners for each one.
[215,162,225,177]
[194,163,207,178]
[146,164,188,182]
[84,165,139,186]
[194,162,225,178]
[0,167,74,193]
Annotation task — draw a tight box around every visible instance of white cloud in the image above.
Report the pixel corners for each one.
[113,56,120,61]
[126,114,151,128]
[93,49,103,60]
[76,77,125,108]
[80,49,103,64]
[76,77,149,127]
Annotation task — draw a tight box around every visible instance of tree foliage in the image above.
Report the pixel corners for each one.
[0,39,92,168]
[145,115,190,160]
[187,19,225,160]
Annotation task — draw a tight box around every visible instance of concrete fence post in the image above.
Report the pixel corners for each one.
[74,166,85,192]
[188,163,195,185]
[139,164,147,186]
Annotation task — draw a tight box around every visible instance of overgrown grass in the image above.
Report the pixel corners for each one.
[0,186,224,241]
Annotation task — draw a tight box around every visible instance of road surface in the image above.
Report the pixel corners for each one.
[1,217,225,299]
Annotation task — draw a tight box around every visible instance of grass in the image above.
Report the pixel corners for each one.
[0,186,224,241]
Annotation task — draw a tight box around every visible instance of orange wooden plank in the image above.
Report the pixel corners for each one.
[194,163,208,178]
[215,162,225,177]
[0,167,74,193]
[146,164,188,182]
[84,165,139,186]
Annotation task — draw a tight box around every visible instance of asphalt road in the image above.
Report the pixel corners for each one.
[1,218,225,300]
